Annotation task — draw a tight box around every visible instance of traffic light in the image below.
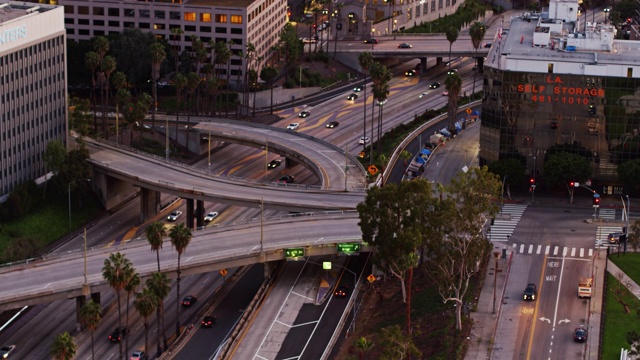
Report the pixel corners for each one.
[593,197,600,206]
[569,181,575,187]
[628,18,632,24]
[588,105,596,115]
[529,177,535,185]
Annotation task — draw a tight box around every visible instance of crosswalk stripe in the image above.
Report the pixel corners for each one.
[511,243,595,258]
[519,244,524,253]
[554,246,559,256]
[563,247,568,257]
[571,248,576,257]
[545,245,550,255]
[588,249,593,257]
[528,244,533,253]
[580,248,584,257]
[490,204,528,242]
[536,245,541,254]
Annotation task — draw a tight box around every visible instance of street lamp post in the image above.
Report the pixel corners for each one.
[68,178,91,229]
[299,66,309,88]
[393,19,397,39]
[492,251,501,314]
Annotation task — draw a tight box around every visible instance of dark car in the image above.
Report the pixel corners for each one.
[109,327,128,342]
[483,42,492,48]
[523,283,537,301]
[298,110,310,118]
[181,295,197,307]
[429,82,441,89]
[353,86,362,92]
[608,232,625,244]
[364,38,379,44]
[447,69,458,75]
[405,69,416,77]
[398,43,412,48]
[267,159,282,169]
[334,286,348,297]
[278,175,295,183]
[574,327,587,342]
[347,93,358,101]
[326,121,340,128]
[0,345,16,358]
[201,316,217,328]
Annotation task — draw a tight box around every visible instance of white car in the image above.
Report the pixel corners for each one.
[130,350,147,360]
[204,211,219,222]
[287,123,300,130]
[0,345,16,359]
[358,136,370,145]
[376,99,387,106]
[167,211,182,221]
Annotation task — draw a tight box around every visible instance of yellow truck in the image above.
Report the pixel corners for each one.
[578,278,593,298]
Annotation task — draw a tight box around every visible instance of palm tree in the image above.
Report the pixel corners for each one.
[93,36,110,138]
[79,299,102,360]
[401,150,412,167]
[50,332,77,360]
[170,27,184,74]
[171,72,187,147]
[358,52,374,152]
[134,286,157,360]
[145,222,166,272]
[213,40,231,116]
[111,71,127,144]
[185,72,201,145]
[102,252,134,360]
[469,22,486,96]
[260,66,278,114]
[124,269,140,359]
[169,223,192,337]
[353,336,374,360]
[147,271,171,357]
[225,40,234,117]
[149,42,167,129]
[84,51,101,133]
[101,55,117,139]
[445,72,463,131]
[445,27,459,69]
[369,62,391,161]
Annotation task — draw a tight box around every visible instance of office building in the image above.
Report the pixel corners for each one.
[480,0,640,190]
[0,1,67,201]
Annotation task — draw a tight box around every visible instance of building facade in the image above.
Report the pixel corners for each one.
[0,1,67,201]
[32,0,286,80]
[480,0,640,190]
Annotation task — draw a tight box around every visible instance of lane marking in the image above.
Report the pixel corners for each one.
[526,253,548,360]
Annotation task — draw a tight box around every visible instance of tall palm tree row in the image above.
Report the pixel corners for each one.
[358,52,374,153]
[213,40,232,117]
[147,271,171,357]
[50,332,77,360]
[169,223,192,338]
[92,36,110,138]
[145,221,166,272]
[369,61,391,161]
[469,22,486,96]
[133,286,157,360]
[445,26,459,69]
[124,269,141,358]
[445,72,463,131]
[149,42,167,129]
[79,299,102,360]
[102,252,135,360]
[111,71,128,144]
[101,55,117,139]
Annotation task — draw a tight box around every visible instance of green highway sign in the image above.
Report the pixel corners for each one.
[284,248,305,259]
[337,242,360,255]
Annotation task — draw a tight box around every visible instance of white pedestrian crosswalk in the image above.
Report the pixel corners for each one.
[488,204,527,242]
[599,208,617,220]
[511,243,594,258]
[595,225,624,247]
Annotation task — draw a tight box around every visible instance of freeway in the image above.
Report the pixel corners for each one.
[334,35,492,58]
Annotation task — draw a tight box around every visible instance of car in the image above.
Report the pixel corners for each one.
[334,285,348,297]
[130,350,148,360]
[550,121,559,129]
[419,92,429,99]
[0,345,16,359]
[201,316,217,328]
[364,38,379,44]
[398,43,412,48]
[358,136,370,145]
[326,121,340,128]
[483,42,492,48]
[204,211,219,222]
[447,69,458,75]
[429,82,441,89]
[268,159,282,169]
[608,232,625,244]
[414,63,422,71]
[278,175,295,183]
[347,93,358,101]
[181,295,197,307]
[109,327,128,342]
[298,111,310,118]
[442,90,449,96]
[353,86,362,92]
[405,69,416,77]
[287,123,300,130]
[574,327,587,342]
[167,211,182,221]
[301,37,317,44]
[377,99,387,106]
[523,283,537,301]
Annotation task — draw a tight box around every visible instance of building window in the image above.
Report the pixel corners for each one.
[95,30,105,36]
[438,0,443,9]
[139,23,150,29]
[216,14,227,23]
[548,63,553,73]
[416,5,420,17]
[185,25,196,32]
[201,13,212,22]
[108,20,120,27]
[423,3,428,14]
[64,18,74,24]
[184,12,196,21]
[155,10,166,19]
[78,6,89,15]
[154,23,166,30]
[64,6,74,14]
[446,0,450,6]
[215,27,227,33]
[431,1,436,11]
[201,26,212,32]
[628,68,633,78]
[94,20,105,26]
[231,28,243,34]
[124,9,135,17]
[124,22,135,28]
[78,19,89,25]
[170,12,181,20]
[108,8,119,16]
[231,15,243,24]
[93,7,104,16]
[140,10,150,18]
[79,29,90,36]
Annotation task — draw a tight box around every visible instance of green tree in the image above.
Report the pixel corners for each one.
[424,166,500,330]
[445,72,463,130]
[145,222,167,272]
[101,55,117,138]
[628,219,640,252]
[172,72,188,142]
[400,150,412,167]
[169,223,192,337]
[44,140,67,198]
[213,40,231,116]
[102,252,134,360]
[85,51,101,131]
[276,23,301,83]
[185,71,201,144]
[79,299,102,360]
[445,26,459,69]
[260,66,279,114]
[487,158,526,194]
[111,71,128,144]
[134,286,157,360]
[369,61,391,158]
[149,42,167,128]
[68,97,93,137]
[469,22,486,95]
[353,336,374,360]
[124,270,140,358]
[379,325,421,360]
[50,332,77,360]
[147,271,171,357]
[543,151,592,203]
[618,158,640,192]
[358,52,374,152]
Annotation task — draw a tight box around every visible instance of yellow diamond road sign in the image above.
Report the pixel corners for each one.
[466,107,472,115]
[219,269,228,277]
[367,165,379,175]
[367,274,376,283]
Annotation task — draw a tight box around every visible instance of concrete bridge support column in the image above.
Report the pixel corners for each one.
[140,188,161,224]
[75,295,86,332]
[196,200,204,228]
[91,292,101,306]
[186,198,195,230]
[436,56,443,66]
[420,57,428,72]
[477,56,485,73]
[263,261,275,279]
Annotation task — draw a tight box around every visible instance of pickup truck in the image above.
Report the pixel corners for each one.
[578,277,593,298]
